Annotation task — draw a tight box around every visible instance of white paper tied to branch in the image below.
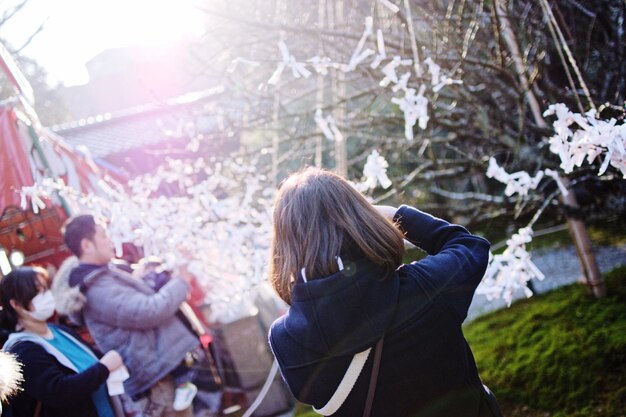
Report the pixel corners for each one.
[362,150,392,190]
[486,158,545,197]
[423,57,463,93]
[543,103,626,178]
[19,185,49,214]
[370,30,387,69]
[268,41,312,85]
[380,56,413,87]
[377,0,400,14]
[308,56,334,76]
[22,156,275,324]
[345,17,375,72]
[477,227,545,307]
[314,109,334,140]
[543,169,569,196]
[391,85,429,141]
[487,158,571,198]
[391,72,411,93]
[226,58,261,73]
[314,109,344,142]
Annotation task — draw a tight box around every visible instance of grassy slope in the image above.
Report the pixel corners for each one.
[464,266,626,417]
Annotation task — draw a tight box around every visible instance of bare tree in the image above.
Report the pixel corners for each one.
[166,0,626,300]
[189,0,624,220]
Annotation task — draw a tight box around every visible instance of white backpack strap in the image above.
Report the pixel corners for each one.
[313,347,372,416]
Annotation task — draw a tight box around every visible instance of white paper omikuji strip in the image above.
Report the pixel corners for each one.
[268,42,312,85]
[227,58,261,73]
[391,72,411,93]
[425,57,463,93]
[314,109,335,140]
[362,150,393,190]
[380,56,412,87]
[370,30,387,69]
[486,157,545,197]
[543,169,569,196]
[377,0,400,14]
[391,85,429,140]
[308,56,334,75]
[477,227,545,306]
[314,109,344,142]
[544,103,626,177]
[424,58,441,88]
[327,116,345,142]
[20,185,48,214]
[345,17,375,72]
[22,157,275,323]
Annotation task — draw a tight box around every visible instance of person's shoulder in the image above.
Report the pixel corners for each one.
[89,266,130,287]
[268,315,290,348]
[7,338,47,359]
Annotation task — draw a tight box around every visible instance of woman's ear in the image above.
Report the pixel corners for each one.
[8,299,22,312]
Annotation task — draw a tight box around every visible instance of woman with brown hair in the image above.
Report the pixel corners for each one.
[268,168,501,417]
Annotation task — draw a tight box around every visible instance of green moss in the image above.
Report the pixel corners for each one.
[464,266,626,416]
[588,221,626,247]
[294,403,318,417]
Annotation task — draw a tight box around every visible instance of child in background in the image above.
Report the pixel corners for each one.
[132,257,198,412]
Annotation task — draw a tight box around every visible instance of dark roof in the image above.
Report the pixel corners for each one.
[52,86,225,159]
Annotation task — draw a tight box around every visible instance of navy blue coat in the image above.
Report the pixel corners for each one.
[2,325,110,417]
[269,205,492,417]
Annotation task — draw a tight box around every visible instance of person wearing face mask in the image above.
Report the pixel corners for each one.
[0,266,125,417]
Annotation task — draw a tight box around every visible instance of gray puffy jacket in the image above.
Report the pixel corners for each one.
[64,264,199,397]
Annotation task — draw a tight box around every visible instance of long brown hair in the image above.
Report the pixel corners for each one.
[270,168,405,304]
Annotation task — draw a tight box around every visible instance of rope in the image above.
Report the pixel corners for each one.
[539,0,596,112]
[403,0,422,76]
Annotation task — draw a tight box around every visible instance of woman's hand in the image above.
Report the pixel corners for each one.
[373,205,398,221]
[100,350,123,372]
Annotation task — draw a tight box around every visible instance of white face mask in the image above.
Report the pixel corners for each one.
[27,291,56,322]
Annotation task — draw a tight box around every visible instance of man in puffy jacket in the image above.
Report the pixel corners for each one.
[62,214,199,417]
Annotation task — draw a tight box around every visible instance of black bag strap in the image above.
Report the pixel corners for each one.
[363,336,385,417]
[33,400,42,417]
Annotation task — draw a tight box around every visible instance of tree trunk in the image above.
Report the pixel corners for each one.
[495,0,605,297]
[330,0,347,177]
[315,0,326,168]
[272,93,280,188]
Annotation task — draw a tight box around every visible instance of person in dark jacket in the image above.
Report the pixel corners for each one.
[0,266,124,417]
[268,168,501,417]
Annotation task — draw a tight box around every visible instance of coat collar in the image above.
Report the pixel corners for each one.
[281,258,399,358]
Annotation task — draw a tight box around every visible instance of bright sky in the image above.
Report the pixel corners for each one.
[0,0,206,86]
